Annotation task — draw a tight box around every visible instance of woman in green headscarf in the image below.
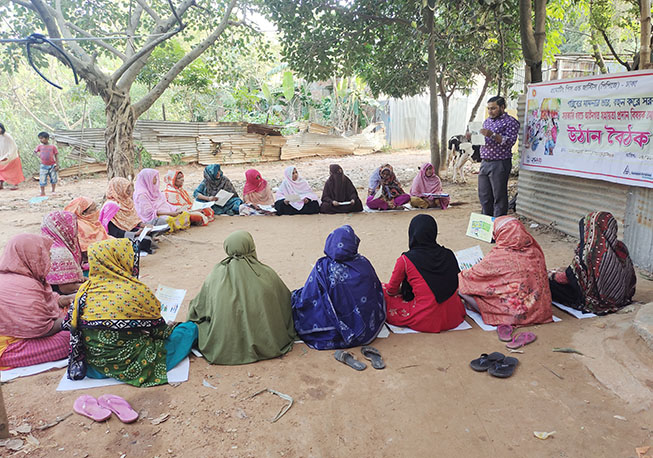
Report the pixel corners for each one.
[193,164,243,215]
[188,231,296,365]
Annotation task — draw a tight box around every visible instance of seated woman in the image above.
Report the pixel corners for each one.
[0,234,74,369]
[384,214,466,332]
[41,211,85,294]
[367,164,410,210]
[409,162,450,209]
[239,169,275,215]
[458,216,553,326]
[193,164,243,215]
[292,225,385,349]
[549,211,636,314]
[188,231,296,365]
[133,168,191,232]
[274,166,320,216]
[104,177,156,253]
[64,238,197,386]
[319,164,363,214]
[64,197,110,253]
[163,169,215,225]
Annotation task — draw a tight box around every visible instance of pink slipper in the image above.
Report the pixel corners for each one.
[497,324,514,342]
[506,332,537,349]
[73,395,112,422]
[97,394,138,423]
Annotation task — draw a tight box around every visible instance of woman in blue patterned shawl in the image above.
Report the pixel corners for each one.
[193,164,243,215]
[291,225,386,350]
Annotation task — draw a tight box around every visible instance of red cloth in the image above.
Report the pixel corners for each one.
[35,144,58,165]
[384,255,466,332]
[0,331,69,369]
[0,157,25,185]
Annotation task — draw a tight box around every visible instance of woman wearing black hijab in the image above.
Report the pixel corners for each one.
[319,164,363,214]
[384,214,466,332]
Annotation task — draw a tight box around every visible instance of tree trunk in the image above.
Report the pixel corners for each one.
[641,0,652,69]
[104,90,136,179]
[519,0,547,84]
[469,73,491,123]
[440,90,450,170]
[591,30,608,73]
[426,7,440,173]
[529,61,543,83]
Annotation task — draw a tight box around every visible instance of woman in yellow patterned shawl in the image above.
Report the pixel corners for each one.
[64,238,197,387]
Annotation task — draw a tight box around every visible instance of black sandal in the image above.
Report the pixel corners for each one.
[470,352,505,372]
[488,356,519,378]
[361,346,385,370]
[334,350,367,371]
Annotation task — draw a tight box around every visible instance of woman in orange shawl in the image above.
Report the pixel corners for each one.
[0,123,25,190]
[458,216,553,326]
[163,170,214,225]
[105,177,144,232]
[64,197,110,252]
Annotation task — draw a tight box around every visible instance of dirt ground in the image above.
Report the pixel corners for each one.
[1,149,652,458]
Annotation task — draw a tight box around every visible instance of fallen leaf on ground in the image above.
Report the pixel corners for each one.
[534,431,556,440]
[150,413,169,425]
[15,424,32,434]
[5,438,24,451]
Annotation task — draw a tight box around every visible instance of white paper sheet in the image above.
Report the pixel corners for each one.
[155,285,186,323]
[215,189,234,207]
[467,309,561,331]
[190,348,203,358]
[1,358,67,382]
[191,200,215,211]
[257,204,276,213]
[455,245,484,270]
[286,193,302,203]
[377,325,390,338]
[386,320,472,334]
[466,213,495,243]
[55,357,190,391]
[335,200,353,206]
[139,224,169,240]
[552,301,597,319]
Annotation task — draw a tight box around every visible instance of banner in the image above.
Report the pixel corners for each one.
[522,70,653,188]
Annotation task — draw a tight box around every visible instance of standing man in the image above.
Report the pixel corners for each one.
[478,96,520,217]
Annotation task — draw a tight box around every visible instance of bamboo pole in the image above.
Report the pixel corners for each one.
[641,0,652,69]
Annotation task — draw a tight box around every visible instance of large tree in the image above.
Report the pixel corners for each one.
[265,0,516,172]
[2,0,245,178]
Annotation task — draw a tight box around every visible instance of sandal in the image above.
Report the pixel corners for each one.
[97,394,138,423]
[469,352,505,372]
[488,356,519,378]
[506,332,537,350]
[334,350,366,371]
[361,346,385,370]
[497,324,514,342]
[73,395,112,422]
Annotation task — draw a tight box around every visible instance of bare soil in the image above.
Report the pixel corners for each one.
[1,149,652,458]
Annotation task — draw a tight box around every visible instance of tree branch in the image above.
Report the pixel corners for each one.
[113,0,197,88]
[135,0,161,23]
[601,29,631,70]
[10,0,36,11]
[53,0,93,64]
[133,0,238,117]
[125,3,143,58]
[65,21,127,60]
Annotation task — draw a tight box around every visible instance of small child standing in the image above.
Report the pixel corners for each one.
[35,131,59,196]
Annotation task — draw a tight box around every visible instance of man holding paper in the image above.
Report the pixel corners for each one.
[478,96,520,217]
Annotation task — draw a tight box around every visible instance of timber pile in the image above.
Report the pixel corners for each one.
[280,122,386,160]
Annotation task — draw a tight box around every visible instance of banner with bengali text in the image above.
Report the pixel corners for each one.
[522,70,653,188]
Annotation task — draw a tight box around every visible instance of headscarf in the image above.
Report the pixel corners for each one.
[133,168,176,222]
[106,177,143,231]
[242,169,274,206]
[196,164,238,198]
[402,214,459,303]
[458,216,553,326]
[0,234,60,339]
[188,231,295,365]
[570,211,636,313]
[321,164,358,205]
[291,225,386,350]
[275,166,319,210]
[370,164,405,201]
[64,197,110,251]
[99,201,120,232]
[163,170,193,211]
[410,163,450,209]
[41,211,84,285]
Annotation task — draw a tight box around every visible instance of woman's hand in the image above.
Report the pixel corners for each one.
[58,294,75,309]
[332,201,340,207]
[283,199,290,205]
[303,197,310,204]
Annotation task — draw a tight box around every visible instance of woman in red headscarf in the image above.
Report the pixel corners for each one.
[239,168,275,215]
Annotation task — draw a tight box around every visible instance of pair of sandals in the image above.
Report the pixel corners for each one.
[497,325,537,349]
[73,394,139,423]
[334,346,385,371]
[470,352,519,378]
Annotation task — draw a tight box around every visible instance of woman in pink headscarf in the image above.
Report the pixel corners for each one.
[41,211,85,294]
[0,234,74,369]
[239,168,275,215]
[133,168,190,232]
[409,163,450,209]
[274,166,320,216]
